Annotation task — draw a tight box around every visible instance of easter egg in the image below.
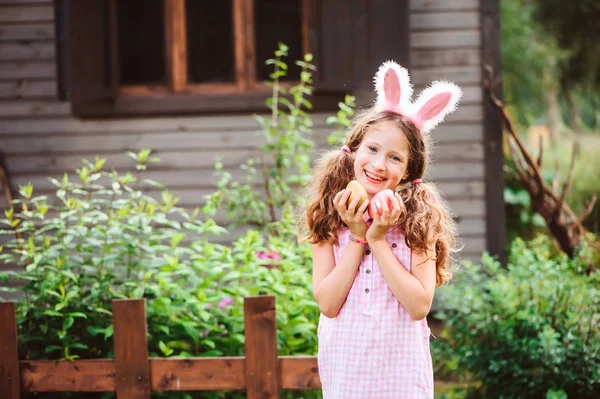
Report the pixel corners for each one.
[370,189,396,217]
[346,180,368,212]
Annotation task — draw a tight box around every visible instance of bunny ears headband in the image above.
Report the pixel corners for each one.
[374,61,462,133]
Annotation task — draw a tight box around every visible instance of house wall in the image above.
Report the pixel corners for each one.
[0,0,486,263]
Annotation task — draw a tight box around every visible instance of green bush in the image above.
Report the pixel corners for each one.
[0,44,337,399]
[432,235,600,399]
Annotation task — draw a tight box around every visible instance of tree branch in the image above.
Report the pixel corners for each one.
[483,68,596,264]
[554,142,578,217]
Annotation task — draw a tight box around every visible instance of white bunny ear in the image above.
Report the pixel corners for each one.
[409,81,462,134]
[374,61,412,115]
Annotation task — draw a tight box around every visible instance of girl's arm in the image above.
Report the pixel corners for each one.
[312,240,364,318]
[366,192,436,320]
[312,188,370,318]
[368,241,436,320]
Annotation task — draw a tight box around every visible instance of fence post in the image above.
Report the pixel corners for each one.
[112,299,151,399]
[0,302,20,399]
[244,295,279,399]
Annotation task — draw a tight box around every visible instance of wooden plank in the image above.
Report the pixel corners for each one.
[0,126,330,153]
[481,0,507,265]
[233,0,248,91]
[164,0,187,92]
[447,198,486,217]
[0,23,54,41]
[413,65,481,85]
[0,5,54,23]
[0,42,55,61]
[410,0,479,11]
[444,85,481,104]
[0,130,266,153]
[150,358,245,391]
[0,61,55,79]
[244,295,279,398]
[0,113,331,135]
[458,252,483,264]
[279,356,320,390]
[456,217,486,236]
[460,236,486,253]
[411,31,480,49]
[431,142,484,161]
[0,101,69,118]
[430,123,483,142]
[437,180,484,199]
[443,105,483,123]
[411,48,480,68]
[428,160,484,180]
[0,0,52,4]
[2,149,259,172]
[0,302,20,399]
[243,0,256,90]
[20,360,116,392]
[0,80,57,99]
[112,299,151,399]
[411,11,479,30]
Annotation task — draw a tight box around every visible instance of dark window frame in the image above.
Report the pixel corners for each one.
[64,0,410,118]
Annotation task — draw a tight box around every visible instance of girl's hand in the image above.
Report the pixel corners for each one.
[333,189,369,238]
[366,192,405,242]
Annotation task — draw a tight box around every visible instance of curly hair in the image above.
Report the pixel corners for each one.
[298,108,461,287]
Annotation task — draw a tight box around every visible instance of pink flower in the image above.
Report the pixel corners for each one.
[218,297,233,309]
[256,250,281,269]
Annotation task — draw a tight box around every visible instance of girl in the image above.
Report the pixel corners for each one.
[299,61,462,398]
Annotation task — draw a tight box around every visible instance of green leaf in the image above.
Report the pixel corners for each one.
[157,325,170,336]
[158,341,174,357]
[67,312,88,319]
[94,308,112,316]
[62,316,74,331]
[68,343,89,350]
[103,325,114,340]
[43,310,63,317]
[45,345,63,354]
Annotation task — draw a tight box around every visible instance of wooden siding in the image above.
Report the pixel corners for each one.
[0,0,486,264]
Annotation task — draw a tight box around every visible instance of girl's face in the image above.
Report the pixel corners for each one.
[353,120,410,198]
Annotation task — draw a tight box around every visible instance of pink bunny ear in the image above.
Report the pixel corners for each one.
[410,81,462,134]
[374,61,412,115]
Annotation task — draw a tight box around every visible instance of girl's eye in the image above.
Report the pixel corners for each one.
[368,146,377,152]
[391,155,401,162]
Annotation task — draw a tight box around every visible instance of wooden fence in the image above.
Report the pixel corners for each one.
[0,295,321,398]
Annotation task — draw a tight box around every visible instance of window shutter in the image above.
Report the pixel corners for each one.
[67,0,115,116]
[308,0,410,93]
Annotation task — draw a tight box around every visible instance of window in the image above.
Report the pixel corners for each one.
[115,0,304,95]
[65,0,410,117]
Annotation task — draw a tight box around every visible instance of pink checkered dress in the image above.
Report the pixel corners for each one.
[317,225,434,398]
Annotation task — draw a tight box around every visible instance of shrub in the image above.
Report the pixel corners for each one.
[0,44,332,399]
[432,235,600,399]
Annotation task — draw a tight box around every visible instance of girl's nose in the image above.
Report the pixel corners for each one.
[371,156,386,170]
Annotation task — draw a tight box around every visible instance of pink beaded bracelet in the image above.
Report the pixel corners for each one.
[349,235,367,245]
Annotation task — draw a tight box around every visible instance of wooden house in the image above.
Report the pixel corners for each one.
[0,0,506,265]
